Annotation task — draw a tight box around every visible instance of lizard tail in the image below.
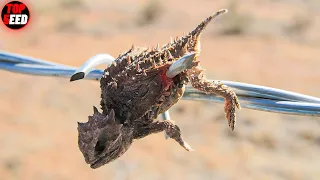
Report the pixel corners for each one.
[189,9,228,38]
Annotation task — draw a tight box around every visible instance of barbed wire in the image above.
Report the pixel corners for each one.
[1,51,319,118]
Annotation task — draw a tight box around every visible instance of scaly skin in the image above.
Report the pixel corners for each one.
[77,9,241,169]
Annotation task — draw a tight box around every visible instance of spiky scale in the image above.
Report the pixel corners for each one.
[167,50,174,59]
[126,56,131,64]
[135,63,140,71]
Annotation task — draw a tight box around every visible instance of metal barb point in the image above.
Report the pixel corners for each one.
[70,72,85,82]
[166,52,196,78]
[70,54,115,82]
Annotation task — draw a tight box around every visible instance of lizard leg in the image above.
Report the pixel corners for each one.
[187,66,241,130]
[133,120,193,151]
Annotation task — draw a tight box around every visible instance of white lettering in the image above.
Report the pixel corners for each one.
[14,14,21,24]
[8,14,28,25]
[9,14,15,24]
[21,15,28,25]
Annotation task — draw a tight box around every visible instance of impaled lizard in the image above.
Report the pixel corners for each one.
[77,9,241,169]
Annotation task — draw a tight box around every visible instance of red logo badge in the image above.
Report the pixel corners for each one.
[1,1,30,30]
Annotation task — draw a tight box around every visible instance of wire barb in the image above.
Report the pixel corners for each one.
[70,54,115,82]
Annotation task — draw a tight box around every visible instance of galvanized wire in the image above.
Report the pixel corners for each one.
[1,51,320,117]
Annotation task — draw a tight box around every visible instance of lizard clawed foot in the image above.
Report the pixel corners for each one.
[164,120,194,151]
[224,90,241,131]
[188,65,241,131]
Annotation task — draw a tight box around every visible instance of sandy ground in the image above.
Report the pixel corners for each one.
[0,0,320,179]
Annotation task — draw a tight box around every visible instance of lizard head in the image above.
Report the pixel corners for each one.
[77,106,134,169]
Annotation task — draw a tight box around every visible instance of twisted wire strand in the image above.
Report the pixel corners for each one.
[1,51,319,117]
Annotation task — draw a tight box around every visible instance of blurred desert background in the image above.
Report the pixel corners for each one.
[0,0,320,179]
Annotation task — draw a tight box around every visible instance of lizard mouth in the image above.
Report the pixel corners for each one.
[90,133,130,169]
[90,147,119,169]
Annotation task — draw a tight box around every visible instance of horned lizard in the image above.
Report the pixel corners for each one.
[77,9,241,169]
